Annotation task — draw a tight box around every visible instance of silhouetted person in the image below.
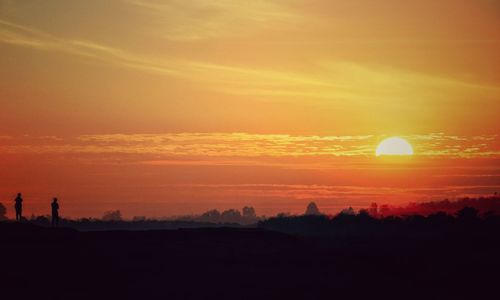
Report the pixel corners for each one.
[51,198,60,227]
[14,193,23,222]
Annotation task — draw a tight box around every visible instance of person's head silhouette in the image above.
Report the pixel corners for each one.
[53,197,58,203]
[17,193,22,197]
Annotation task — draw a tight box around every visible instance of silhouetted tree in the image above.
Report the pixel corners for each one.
[0,202,7,221]
[357,209,371,218]
[456,206,479,222]
[199,209,221,222]
[368,203,378,217]
[340,207,355,215]
[305,202,320,215]
[276,212,291,218]
[482,210,496,219]
[221,209,242,223]
[379,204,390,217]
[370,196,500,217]
[427,211,453,224]
[242,206,257,218]
[102,210,122,221]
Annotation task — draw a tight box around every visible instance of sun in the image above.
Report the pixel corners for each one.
[376,137,414,157]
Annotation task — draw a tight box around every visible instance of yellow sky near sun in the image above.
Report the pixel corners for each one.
[0,0,499,136]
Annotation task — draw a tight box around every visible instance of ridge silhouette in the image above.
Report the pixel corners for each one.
[0,196,500,299]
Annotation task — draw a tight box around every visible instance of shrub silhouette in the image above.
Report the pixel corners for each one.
[370,196,500,217]
[259,204,500,237]
[305,202,321,215]
[102,210,122,221]
[220,209,242,223]
[199,209,221,222]
[242,206,257,218]
[456,206,479,222]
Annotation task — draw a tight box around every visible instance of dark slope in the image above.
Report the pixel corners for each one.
[1,222,499,300]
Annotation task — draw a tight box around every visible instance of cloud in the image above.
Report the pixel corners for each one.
[2,17,498,108]
[0,133,498,158]
[175,61,500,109]
[0,19,184,75]
[125,0,302,41]
[0,18,332,102]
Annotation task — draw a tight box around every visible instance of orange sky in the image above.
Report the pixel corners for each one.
[0,0,499,218]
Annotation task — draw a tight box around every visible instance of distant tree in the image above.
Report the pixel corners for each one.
[357,209,375,224]
[379,204,391,217]
[482,210,496,219]
[79,218,90,223]
[0,202,7,221]
[242,206,257,218]
[199,209,221,222]
[427,211,452,226]
[102,210,122,221]
[457,207,479,221]
[368,202,378,217]
[305,202,320,215]
[133,216,146,222]
[221,209,241,217]
[368,196,500,217]
[340,207,355,215]
[358,209,370,217]
[221,209,242,223]
[276,212,291,218]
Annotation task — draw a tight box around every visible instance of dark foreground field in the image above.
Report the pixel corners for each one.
[1,222,499,300]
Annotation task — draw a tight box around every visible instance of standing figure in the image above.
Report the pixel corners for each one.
[51,198,60,227]
[14,193,23,222]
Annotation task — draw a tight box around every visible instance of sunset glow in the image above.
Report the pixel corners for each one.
[1,0,499,218]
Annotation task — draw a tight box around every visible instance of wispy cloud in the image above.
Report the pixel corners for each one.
[125,0,302,41]
[0,19,184,75]
[2,17,497,107]
[0,133,498,158]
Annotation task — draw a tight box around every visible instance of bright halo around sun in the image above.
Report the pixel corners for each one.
[376,137,414,157]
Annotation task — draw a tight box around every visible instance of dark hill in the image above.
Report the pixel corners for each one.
[1,222,499,299]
